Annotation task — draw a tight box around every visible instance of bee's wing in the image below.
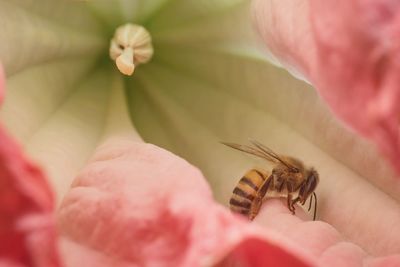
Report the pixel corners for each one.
[248,139,298,171]
[221,142,279,164]
[221,140,298,171]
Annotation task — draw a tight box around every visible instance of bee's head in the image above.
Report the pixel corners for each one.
[299,169,319,204]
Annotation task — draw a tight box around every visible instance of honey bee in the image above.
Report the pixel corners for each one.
[223,140,319,221]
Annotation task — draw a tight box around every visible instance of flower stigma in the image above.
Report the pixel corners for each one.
[109,23,154,76]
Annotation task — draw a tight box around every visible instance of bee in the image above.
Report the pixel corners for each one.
[222,140,319,221]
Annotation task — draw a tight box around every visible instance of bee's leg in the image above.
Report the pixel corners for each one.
[249,174,273,220]
[307,194,313,211]
[312,192,318,221]
[290,196,301,214]
[286,180,299,214]
[287,194,296,214]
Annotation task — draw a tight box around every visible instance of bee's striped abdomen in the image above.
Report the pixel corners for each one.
[229,169,268,217]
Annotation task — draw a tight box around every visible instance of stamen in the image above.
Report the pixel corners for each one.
[109,23,154,76]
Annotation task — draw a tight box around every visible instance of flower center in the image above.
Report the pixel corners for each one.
[109,23,154,76]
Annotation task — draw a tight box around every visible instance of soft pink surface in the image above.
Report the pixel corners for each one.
[57,139,400,267]
[0,67,60,267]
[252,0,400,173]
[58,139,313,267]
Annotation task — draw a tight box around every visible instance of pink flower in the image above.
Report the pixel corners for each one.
[1,1,400,266]
[252,0,400,174]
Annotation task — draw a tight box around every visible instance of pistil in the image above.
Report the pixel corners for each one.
[109,24,153,76]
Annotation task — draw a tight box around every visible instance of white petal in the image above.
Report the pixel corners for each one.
[2,65,137,204]
[0,1,104,76]
[25,68,112,203]
[1,58,97,143]
[88,0,170,28]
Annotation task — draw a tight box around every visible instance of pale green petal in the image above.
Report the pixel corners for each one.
[89,0,244,30]
[10,0,101,31]
[1,58,98,143]
[2,59,137,202]
[146,0,243,30]
[0,0,109,201]
[0,1,104,76]
[0,1,141,202]
[88,0,170,32]
[128,56,324,201]
[23,68,113,202]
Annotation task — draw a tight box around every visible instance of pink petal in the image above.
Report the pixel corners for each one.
[252,0,400,173]
[58,139,314,267]
[58,139,400,266]
[0,66,60,266]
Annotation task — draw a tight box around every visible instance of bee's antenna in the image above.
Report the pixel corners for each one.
[312,192,317,221]
[308,193,313,212]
